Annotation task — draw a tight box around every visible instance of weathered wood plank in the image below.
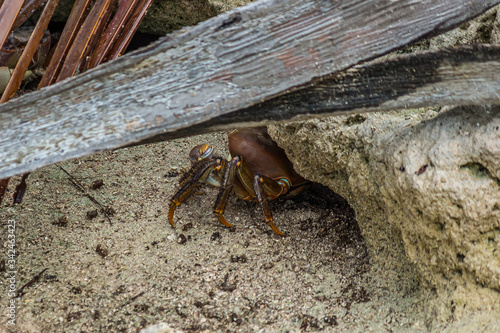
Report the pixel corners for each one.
[0,0,499,178]
[222,45,500,124]
[132,44,500,143]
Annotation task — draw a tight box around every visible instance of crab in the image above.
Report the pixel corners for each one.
[168,127,311,236]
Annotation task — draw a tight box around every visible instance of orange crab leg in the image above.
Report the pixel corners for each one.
[168,186,199,227]
[168,157,223,228]
[213,157,239,228]
[253,175,285,236]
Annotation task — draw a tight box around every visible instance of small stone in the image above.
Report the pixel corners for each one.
[53,216,68,226]
[177,234,187,244]
[86,210,98,219]
[90,179,104,189]
[230,254,248,263]
[95,244,109,257]
[182,223,193,231]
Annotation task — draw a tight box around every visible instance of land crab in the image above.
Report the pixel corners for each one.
[168,127,311,236]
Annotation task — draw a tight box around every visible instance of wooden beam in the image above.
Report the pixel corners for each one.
[221,45,500,126]
[133,44,500,143]
[0,0,499,178]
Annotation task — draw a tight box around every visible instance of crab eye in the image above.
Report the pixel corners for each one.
[201,145,214,159]
[189,144,214,162]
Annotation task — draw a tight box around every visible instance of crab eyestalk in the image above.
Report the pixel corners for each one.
[189,144,214,162]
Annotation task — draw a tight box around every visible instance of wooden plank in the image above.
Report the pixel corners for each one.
[0,0,499,178]
[220,45,500,126]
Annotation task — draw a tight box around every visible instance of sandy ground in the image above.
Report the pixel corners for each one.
[0,131,426,332]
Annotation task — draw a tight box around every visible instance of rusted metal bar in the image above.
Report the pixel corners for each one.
[38,0,93,87]
[0,0,25,50]
[1,0,59,102]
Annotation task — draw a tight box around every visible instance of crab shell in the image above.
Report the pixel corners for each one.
[228,127,309,188]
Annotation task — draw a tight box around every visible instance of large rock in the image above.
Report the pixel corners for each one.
[269,106,500,322]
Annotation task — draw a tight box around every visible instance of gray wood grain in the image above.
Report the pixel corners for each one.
[1,0,499,178]
[224,45,500,124]
[132,45,500,143]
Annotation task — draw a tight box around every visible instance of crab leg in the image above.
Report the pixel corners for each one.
[213,156,239,228]
[253,175,285,237]
[168,157,222,227]
[168,185,201,227]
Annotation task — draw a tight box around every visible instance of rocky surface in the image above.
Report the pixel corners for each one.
[269,106,500,327]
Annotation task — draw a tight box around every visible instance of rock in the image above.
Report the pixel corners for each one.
[429,6,500,47]
[269,106,500,323]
